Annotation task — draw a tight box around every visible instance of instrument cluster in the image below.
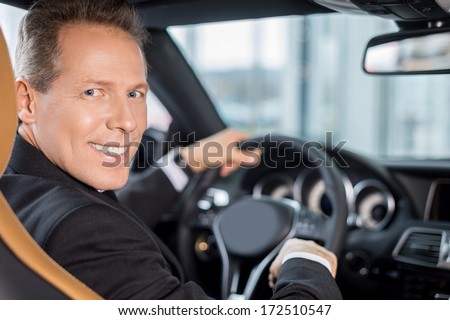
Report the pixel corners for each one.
[252,169,395,231]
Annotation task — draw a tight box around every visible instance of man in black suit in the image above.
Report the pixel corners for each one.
[0,0,342,299]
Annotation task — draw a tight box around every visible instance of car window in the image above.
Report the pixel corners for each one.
[169,15,450,160]
[0,3,172,133]
[0,3,26,65]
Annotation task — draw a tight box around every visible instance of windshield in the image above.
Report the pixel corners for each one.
[169,14,450,160]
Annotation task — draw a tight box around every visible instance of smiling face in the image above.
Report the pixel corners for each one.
[17,23,148,190]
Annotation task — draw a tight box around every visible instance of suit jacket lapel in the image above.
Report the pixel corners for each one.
[6,134,186,282]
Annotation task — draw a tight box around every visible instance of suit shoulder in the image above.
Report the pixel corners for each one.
[0,173,128,246]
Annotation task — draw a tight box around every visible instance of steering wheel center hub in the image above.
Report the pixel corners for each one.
[215,197,295,257]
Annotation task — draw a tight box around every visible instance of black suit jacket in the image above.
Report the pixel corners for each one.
[0,135,342,299]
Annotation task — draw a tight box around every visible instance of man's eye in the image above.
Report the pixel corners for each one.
[83,89,101,97]
[127,90,143,99]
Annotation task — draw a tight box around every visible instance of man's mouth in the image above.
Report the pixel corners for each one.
[89,143,129,156]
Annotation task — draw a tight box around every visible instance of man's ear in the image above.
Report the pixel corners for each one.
[16,78,37,124]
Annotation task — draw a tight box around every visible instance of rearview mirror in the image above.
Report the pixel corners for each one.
[363,28,450,75]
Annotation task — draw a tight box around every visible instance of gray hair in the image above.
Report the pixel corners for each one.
[15,0,148,92]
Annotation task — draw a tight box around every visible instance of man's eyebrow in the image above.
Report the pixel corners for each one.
[81,78,114,87]
[133,82,150,91]
[81,78,149,91]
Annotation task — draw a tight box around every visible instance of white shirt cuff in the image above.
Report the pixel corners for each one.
[282,252,332,275]
[159,150,189,192]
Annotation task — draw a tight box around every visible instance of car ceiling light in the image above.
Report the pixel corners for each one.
[313,0,367,14]
[436,0,450,12]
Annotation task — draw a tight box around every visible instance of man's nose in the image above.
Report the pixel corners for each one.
[106,96,137,133]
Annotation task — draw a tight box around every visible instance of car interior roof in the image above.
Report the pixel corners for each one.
[4,0,441,30]
[1,0,333,27]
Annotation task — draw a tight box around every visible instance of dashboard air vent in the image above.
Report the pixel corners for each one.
[394,229,442,267]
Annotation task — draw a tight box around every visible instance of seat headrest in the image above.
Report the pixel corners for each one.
[0,28,18,176]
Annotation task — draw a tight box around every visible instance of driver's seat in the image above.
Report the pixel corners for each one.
[0,28,101,299]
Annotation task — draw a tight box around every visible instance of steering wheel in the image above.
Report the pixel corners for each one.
[177,135,348,299]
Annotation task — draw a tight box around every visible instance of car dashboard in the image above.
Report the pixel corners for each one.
[188,147,450,299]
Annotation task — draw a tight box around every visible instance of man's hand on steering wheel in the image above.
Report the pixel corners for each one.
[179,128,261,177]
[268,238,338,288]
[176,129,347,299]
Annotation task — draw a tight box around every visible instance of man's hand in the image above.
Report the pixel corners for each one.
[179,128,261,177]
[268,239,338,288]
